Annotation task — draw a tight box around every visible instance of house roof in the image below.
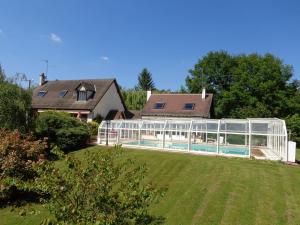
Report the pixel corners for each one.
[141,93,213,118]
[105,110,126,120]
[32,79,126,111]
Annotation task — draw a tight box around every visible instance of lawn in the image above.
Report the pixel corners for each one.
[1,146,300,225]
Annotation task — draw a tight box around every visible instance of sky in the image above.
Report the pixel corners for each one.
[0,0,300,90]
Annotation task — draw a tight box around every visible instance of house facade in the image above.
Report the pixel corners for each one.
[32,74,126,122]
[141,89,213,120]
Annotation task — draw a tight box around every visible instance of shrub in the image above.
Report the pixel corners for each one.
[56,127,90,151]
[35,111,90,152]
[87,121,99,136]
[38,146,165,225]
[0,129,47,204]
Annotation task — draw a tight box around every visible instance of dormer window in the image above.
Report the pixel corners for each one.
[76,82,95,101]
[37,91,47,97]
[77,91,87,101]
[183,103,195,110]
[153,102,165,109]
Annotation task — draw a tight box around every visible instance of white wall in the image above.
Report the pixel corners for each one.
[89,83,125,121]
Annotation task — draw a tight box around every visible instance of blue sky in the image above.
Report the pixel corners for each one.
[0,0,299,90]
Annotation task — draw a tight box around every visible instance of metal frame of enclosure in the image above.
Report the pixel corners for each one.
[98,118,288,161]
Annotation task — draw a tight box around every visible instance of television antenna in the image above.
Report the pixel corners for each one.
[42,59,48,77]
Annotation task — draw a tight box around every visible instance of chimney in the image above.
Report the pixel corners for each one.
[147,90,152,101]
[202,88,206,99]
[39,73,46,86]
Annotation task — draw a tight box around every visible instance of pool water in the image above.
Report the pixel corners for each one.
[125,140,249,156]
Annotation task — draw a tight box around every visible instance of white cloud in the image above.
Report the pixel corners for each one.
[49,33,62,43]
[101,56,109,62]
[0,29,3,36]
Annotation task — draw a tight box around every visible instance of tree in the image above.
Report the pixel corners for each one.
[185,51,300,118]
[121,88,147,110]
[0,82,34,133]
[0,64,6,83]
[286,114,300,145]
[37,146,165,225]
[137,68,155,91]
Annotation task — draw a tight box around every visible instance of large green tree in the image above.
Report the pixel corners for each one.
[0,64,6,83]
[0,82,33,133]
[121,88,147,110]
[186,51,300,119]
[137,68,155,91]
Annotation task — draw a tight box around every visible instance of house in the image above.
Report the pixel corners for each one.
[32,74,126,122]
[141,89,213,119]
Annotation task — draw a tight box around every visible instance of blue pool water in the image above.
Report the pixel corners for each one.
[125,140,249,156]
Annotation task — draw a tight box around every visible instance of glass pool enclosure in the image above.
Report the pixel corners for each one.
[98,118,288,161]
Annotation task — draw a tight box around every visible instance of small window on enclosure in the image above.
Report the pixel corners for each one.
[183,103,195,110]
[153,102,165,109]
[37,91,47,97]
[59,90,68,97]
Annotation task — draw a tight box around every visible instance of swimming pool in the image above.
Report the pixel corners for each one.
[124,140,249,156]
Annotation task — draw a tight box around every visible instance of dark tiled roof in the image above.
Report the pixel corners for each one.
[141,93,213,118]
[105,110,125,120]
[105,110,141,120]
[125,110,141,119]
[32,79,125,111]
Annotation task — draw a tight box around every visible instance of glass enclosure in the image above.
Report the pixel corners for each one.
[98,118,288,161]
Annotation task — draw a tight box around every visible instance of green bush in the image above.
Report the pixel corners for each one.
[56,127,90,151]
[37,146,165,225]
[87,121,99,136]
[0,129,47,204]
[35,111,90,152]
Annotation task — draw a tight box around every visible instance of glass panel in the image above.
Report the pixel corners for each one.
[59,90,68,97]
[153,103,165,109]
[183,103,195,110]
[37,91,47,97]
[78,91,87,101]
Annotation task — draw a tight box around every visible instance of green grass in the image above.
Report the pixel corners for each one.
[2,146,300,225]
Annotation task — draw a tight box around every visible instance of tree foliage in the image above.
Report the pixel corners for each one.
[186,51,300,118]
[35,111,90,152]
[38,146,165,225]
[137,68,155,91]
[285,113,300,145]
[121,88,147,110]
[0,82,34,133]
[0,64,6,83]
[0,129,47,204]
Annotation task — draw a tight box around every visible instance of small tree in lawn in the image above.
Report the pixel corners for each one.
[137,68,155,91]
[37,146,166,225]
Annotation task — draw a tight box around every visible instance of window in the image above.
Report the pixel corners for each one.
[183,103,195,110]
[59,90,68,97]
[37,91,47,97]
[153,102,165,109]
[77,91,87,101]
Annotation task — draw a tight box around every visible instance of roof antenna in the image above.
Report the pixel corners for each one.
[42,59,48,78]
